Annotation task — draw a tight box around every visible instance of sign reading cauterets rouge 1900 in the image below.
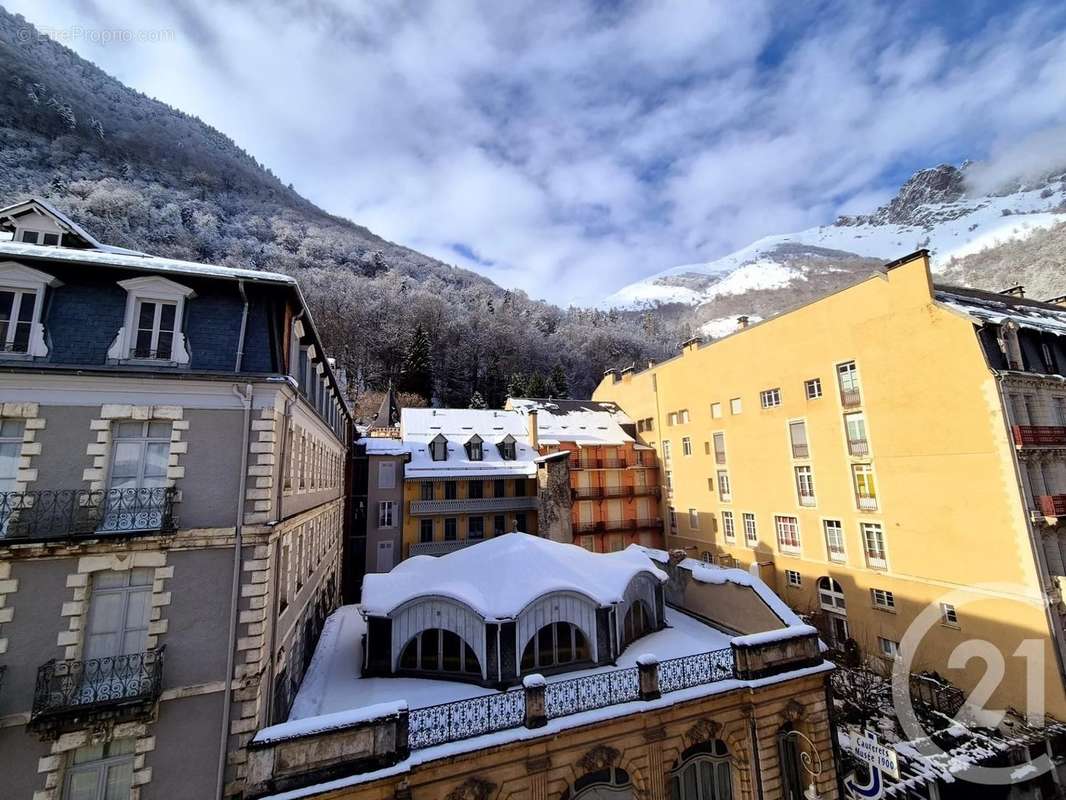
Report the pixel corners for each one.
[852,734,900,780]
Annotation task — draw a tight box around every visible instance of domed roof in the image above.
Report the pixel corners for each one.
[361,533,666,620]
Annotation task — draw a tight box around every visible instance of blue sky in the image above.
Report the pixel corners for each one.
[8,0,1066,304]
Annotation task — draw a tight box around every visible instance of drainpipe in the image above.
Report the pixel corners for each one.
[216,383,253,800]
[234,280,249,373]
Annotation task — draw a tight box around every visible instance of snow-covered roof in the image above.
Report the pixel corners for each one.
[508,397,637,446]
[361,533,667,619]
[400,408,539,478]
[0,197,146,255]
[935,285,1066,337]
[360,437,411,456]
[0,238,296,285]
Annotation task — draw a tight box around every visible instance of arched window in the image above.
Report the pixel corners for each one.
[670,740,733,800]
[817,577,846,612]
[520,622,590,672]
[398,629,481,676]
[622,600,651,646]
[563,767,633,800]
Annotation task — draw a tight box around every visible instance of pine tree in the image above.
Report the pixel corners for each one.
[484,354,506,408]
[548,364,570,399]
[526,371,548,397]
[400,324,433,401]
[506,372,527,399]
[469,391,487,409]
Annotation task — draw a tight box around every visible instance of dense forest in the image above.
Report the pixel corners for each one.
[0,10,684,411]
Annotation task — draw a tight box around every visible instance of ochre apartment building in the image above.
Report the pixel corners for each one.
[594,250,1066,719]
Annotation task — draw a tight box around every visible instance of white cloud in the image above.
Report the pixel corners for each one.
[8,0,1066,304]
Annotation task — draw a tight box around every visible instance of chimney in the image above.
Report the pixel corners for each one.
[737,315,749,329]
[527,409,539,450]
[1000,285,1025,298]
[1045,294,1066,308]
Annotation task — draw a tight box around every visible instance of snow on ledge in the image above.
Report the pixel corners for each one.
[252,700,408,746]
[522,673,546,688]
[731,624,819,648]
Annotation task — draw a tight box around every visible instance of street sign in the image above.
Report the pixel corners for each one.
[852,732,899,780]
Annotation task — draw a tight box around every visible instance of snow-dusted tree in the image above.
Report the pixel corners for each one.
[525,371,548,397]
[547,364,570,398]
[400,323,433,401]
[469,391,487,409]
[506,373,527,399]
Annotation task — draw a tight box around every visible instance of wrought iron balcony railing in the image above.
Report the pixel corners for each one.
[0,488,177,540]
[30,647,166,729]
[840,388,862,408]
[571,485,663,501]
[790,444,809,459]
[409,495,538,516]
[856,493,878,511]
[847,439,869,457]
[408,539,482,557]
[573,517,663,535]
[1013,425,1066,447]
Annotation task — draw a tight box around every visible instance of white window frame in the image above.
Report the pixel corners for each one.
[107,276,195,364]
[941,603,959,627]
[721,510,735,542]
[681,436,692,456]
[63,739,136,800]
[818,576,846,612]
[679,409,690,424]
[861,522,888,569]
[871,587,895,610]
[823,519,846,562]
[712,431,726,464]
[0,262,60,358]
[795,465,815,506]
[743,512,757,545]
[785,569,802,587]
[760,388,781,408]
[853,464,878,510]
[377,461,396,490]
[878,637,900,659]
[378,500,395,529]
[716,470,731,501]
[710,402,722,419]
[775,515,801,554]
[730,397,742,415]
[805,378,822,399]
[689,508,700,529]
[662,440,672,465]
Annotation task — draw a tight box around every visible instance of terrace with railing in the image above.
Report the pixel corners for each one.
[572,517,663,535]
[571,485,662,501]
[1012,425,1066,447]
[0,488,177,541]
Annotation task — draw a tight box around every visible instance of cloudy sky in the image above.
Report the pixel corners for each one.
[8,1,1066,304]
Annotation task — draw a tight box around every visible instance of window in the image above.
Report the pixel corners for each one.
[795,466,815,506]
[669,740,733,800]
[494,514,506,535]
[444,481,457,500]
[845,413,868,456]
[468,480,484,499]
[823,520,845,561]
[85,569,153,660]
[378,501,395,528]
[871,588,895,610]
[838,361,861,405]
[710,402,722,419]
[498,435,516,460]
[0,419,24,495]
[670,507,678,530]
[760,388,781,408]
[861,522,887,568]
[786,569,802,587]
[419,519,433,543]
[468,516,484,539]
[853,464,877,510]
[878,637,900,659]
[515,511,527,532]
[689,508,700,529]
[0,263,58,357]
[494,479,506,498]
[788,420,809,459]
[108,276,195,364]
[377,461,396,490]
[622,600,653,645]
[941,603,959,627]
[514,479,527,497]
[712,432,726,464]
[465,435,483,461]
[665,470,673,496]
[430,435,449,462]
[63,739,136,800]
[716,470,731,501]
[721,510,734,542]
[520,622,590,671]
[805,378,822,399]
[729,397,742,415]
[775,515,800,553]
[743,513,757,545]
[420,481,434,501]
[399,629,481,675]
[662,440,672,465]
[668,412,678,426]
[106,420,171,529]
[680,409,690,424]
[818,576,846,612]
[682,436,692,456]
[444,518,457,540]
[643,417,654,431]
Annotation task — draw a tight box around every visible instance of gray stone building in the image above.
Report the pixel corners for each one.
[0,198,351,799]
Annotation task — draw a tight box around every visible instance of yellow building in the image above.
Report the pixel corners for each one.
[594,250,1066,719]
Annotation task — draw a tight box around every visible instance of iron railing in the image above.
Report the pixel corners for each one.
[31,647,166,724]
[840,388,862,407]
[790,444,809,459]
[1013,425,1066,447]
[572,518,663,535]
[408,689,524,749]
[409,496,537,516]
[571,485,661,501]
[408,539,481,557]
[855,493,878,511]
[847,439,869,457]
[544,667,640,719]
[659,649,735,693]
[0,488,177,539]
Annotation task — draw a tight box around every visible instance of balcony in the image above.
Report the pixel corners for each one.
[571,485,662,501]
[1012,426,1066,447]
[409,539,481,557]
[840,388,862,408]
[798,493,816,507]
[856,494,878,511]
[0,488,177,541]
[1037,495,1066,517]
[572,458,638,470]
[573,517,663,535]
[30,647,166,734]
[790,444,809,459]
[409,496,538,516]
[847,439,869,457]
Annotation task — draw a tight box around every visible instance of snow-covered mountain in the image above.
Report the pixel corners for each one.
[603,164,1066,336]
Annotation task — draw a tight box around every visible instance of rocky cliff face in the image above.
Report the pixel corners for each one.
[838,165,969,227]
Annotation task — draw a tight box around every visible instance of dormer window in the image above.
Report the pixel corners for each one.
[107,276,194,365]
[18,230,60,247]
[497,434,517,461]
[0,262,61,358]
[465,434,484,461]
[429,434,448,462]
